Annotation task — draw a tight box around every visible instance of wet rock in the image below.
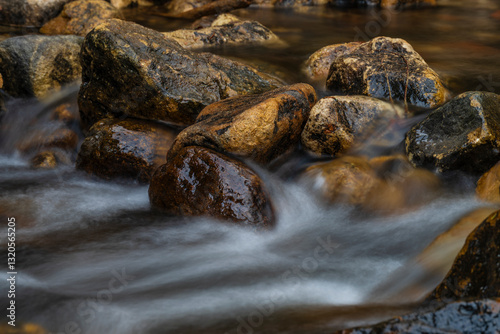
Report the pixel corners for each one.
[78,19,283,131]
[301,95,405,157]
[337,299,500,334]
[76,117,178,182]
[50,102,79,125]
[40,0,122,37]
[149,146,275,228]
[0,0,72,27]
[303,42,362,82]
[167,83,316,165]
[329,0,436,8]
[253,0,329,7]
[427,210,500,302]
[17,128,79,153]
[303,154,440,212]
[0,322,47,334]
[326,36,450,109]
[30,150,71,169]
[0,35,83,99]
[405,91,500,174]
[163,14,284,49]
[476,162,500,204]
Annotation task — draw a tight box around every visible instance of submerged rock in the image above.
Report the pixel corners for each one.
[476,162,500,204]
[301,95,405,157]
[30,149,71,169]
[40,0,121,36]
[427,210,500,302]
[163,14,284,49]
[78,19,283,131]
[0,0,72,27]
[76,118,178,182]
[338,299,500,334]
[326,36,450,109]
[149,146,275,228]
[17,127,79,153]
[167,83,316,165]
[303,42,362,82]
[0,35,83,98]
[405,91,500,174]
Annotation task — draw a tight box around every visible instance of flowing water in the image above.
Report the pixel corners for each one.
[1,1,499,333]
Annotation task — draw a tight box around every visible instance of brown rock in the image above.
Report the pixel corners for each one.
[76,117,178,182]
[427,210,500,302]
[149,146,275,228]
[50,102,79,124]
[30,151,58,169]
[0,0,72,27]
[326,36,450,109]
[167,83,316,165]
[301,95,405,157]
[163,14,285,49]
[476,161,500,203]
[0,322,47,334]
[40,0,122,36]
[78,19,283,131]
[17,128,79,153]
[302,42,362,82]
[167,0,212,14]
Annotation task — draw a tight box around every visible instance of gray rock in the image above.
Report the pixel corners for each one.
[0,0,72,27]
[301,95,405,157]
[405,91,500,174]
[78,19,284,131]
[326,36,450,109]
[0,35,83,98]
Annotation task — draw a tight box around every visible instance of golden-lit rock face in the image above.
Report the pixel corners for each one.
[164,14,285,49]
[476,162,500,203]
[326,36,450,109]
[301,95,405,157]
[0,322,47,334]
[0,0,72,27]
[78,19,284,131]
[406,91,500,174]
[149,146,275,228]
[40,0,122,36]
[30,151,59,169]
[167,83,317,165]
[0,35,82,98]
[303,42,362,82]
[427,210,500,302]
[76,117,178,182]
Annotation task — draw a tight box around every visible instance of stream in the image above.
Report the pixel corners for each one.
[1,0,499,333]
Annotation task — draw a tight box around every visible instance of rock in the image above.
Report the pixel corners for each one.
[476,162,500,203]
[337,299,500,334]
[303,156,381,206]
[253,0,329,7]
[163,14,284,49]
[328,0,436,8]
[76,117,178,182]
[167,0,212,14]
[50,102,79,125]
[0,322,47,334]
[149,146,275,228]
[167,83,316,165]
[326,36,450,109]
[0,35,83,98]
[301,95,405,157]
[40,0,122,37]
[303,154,440,212]
[78,19,283,131]
[0,0,72,27]
[303,42,362,82]
[30,150,71,169]
[17,128,79,153]
[405,91,500,174]
[426,210,500,302]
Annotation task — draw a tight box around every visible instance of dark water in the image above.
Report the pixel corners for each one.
[1,1,499,333]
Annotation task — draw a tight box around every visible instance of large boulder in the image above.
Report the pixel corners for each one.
[149,146,275,228]
[337,299,500,334]
[326,36,450,109]
[76,118,178,182]
[405,91,500,174]
[167,83,316,165]
[40,0,122,36]
[163,14,284,49]
[0,0,72,27]
[78,19,283,131]
[303,42,362,82]
[301,95,405,157]
[426,210,500,302]
[476,162,500,203]
[0,35,83,98]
